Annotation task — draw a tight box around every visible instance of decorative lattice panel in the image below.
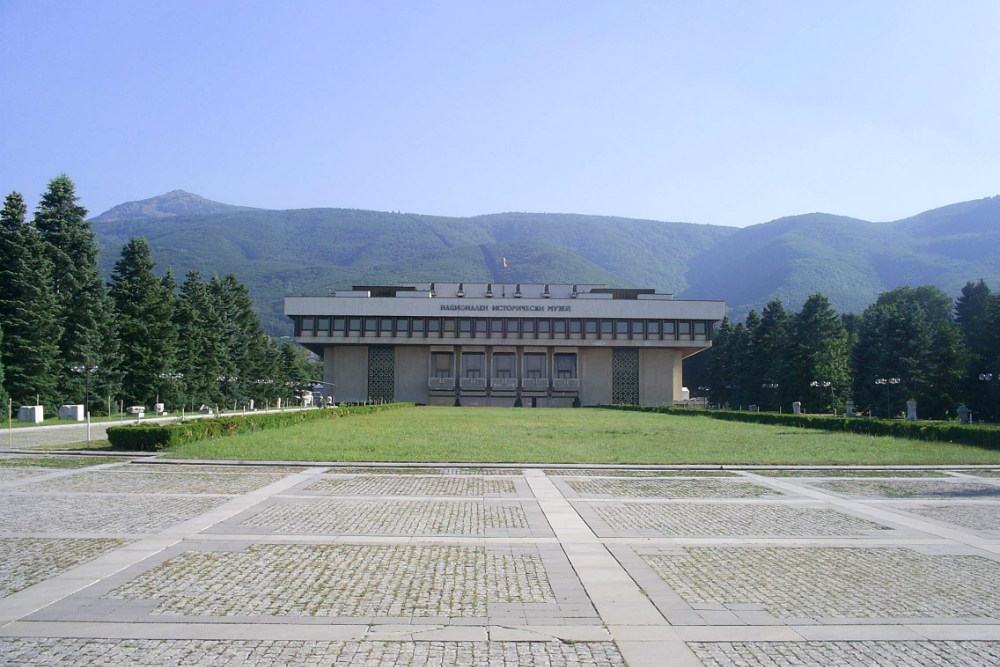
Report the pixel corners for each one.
[612,348,639,405]
[367,345,395,403]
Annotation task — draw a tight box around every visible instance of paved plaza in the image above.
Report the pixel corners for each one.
[1,453,999,666]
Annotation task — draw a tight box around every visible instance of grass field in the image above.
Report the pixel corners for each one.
[168,407,1000,465]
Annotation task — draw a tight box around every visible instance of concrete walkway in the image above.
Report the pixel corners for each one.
[1,456,999,665]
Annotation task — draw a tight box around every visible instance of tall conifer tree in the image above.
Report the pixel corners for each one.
[0,323,8,409]
[34,174,114,406]
[788,293,849,413]
[109,237,176,405]
[175,270,225,409]
[0,192,62,408]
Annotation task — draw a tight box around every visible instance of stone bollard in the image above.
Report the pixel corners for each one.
[906,400,917,421]
[17,406,44,423]
[58,405,85,421]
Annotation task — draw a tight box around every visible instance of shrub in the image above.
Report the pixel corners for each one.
[514,396,523,408]
[107,403,413,451]
[597,405,1000,449]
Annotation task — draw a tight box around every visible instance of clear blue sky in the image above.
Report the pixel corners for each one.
[2,1,997,227]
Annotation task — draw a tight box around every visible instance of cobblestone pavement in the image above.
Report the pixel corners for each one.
[3,459,1000,666]
[903,504,1000,532]
[0,494,230,534]
[236,499,538,536]
[108,543,556,617]
[543,469,740,477]
[304,474,519,496]
[16,469,291,495]
[562,477,779,498]
[641,546,1000,619]
[689,640,1000,666]
[0,537,127,597]
[812,479,1000,498]
[0,638,628,666]
[585,502,891,537]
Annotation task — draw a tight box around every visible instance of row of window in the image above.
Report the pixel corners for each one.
[432,351,577,380]
[294,316,710,341]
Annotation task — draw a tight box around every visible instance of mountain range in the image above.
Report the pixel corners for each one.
[90,190,1000,335]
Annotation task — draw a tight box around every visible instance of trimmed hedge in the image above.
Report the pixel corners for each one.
[598,404,1000,449]
[107,403,413,452]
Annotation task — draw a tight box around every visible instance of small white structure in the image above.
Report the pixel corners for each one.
[127,406,145,417]
[17,406,44,423]
[906,400,918,421]
[58,405,85,421]
[152,403,166,415]
[792,401,802,415]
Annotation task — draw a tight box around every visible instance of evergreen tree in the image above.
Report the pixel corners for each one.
[175,270,225,410]
[707,316,735,408]
[0,323,8,409]
[0,193,62,409]
[34,175,112,404]
[109,238,177,405]
[868,286,965,419]
[788,294,849,413]
[851,298,933,418]
[955,280,998,420]
[750,299,791,411]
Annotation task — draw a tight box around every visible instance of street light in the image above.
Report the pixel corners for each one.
[69,365,98,448]
[875,377,901,418]
[158,372,184,413]
[218,376,238,411]
[810,380,833,414]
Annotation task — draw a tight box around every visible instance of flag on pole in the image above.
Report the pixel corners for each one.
[502,256,508,269]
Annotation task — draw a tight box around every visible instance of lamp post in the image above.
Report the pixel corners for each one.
[217,376,238,412]
[158,372,184,414]
[875,377,901,418]
[980,373,996,424]
[69,365,98,448]
[810,380,832,414]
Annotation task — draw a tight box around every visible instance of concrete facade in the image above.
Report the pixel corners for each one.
[286,283,724,406]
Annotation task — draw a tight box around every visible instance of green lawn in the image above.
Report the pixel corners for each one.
[168,407,1000,465]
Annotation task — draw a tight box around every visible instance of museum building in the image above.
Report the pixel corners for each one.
[285,283,725,407]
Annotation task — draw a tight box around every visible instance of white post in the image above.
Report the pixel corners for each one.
[86,410,91,448]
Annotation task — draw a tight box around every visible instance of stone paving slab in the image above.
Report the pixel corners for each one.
[212,497,551,537]
[635,545,1000,621]
[31,540,595,624]
[0,494,231,535]
[688,640,1000,666]
[0,538,128,598]
[3,461,1000,667]
[897,503,1000,534]
[811,479,1000,499]
[300,474,525,497]
[0,637,628,666]
[558,477,782,499]
[0,467,55,484]
[13,469,292,495]
[544,469,741,477]
[576,501,894,537]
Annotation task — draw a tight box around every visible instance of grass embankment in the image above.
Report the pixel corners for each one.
[168,407,1000,465]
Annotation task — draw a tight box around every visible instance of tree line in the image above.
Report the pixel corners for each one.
[0,175,313,416]
[707,286,1000,422]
